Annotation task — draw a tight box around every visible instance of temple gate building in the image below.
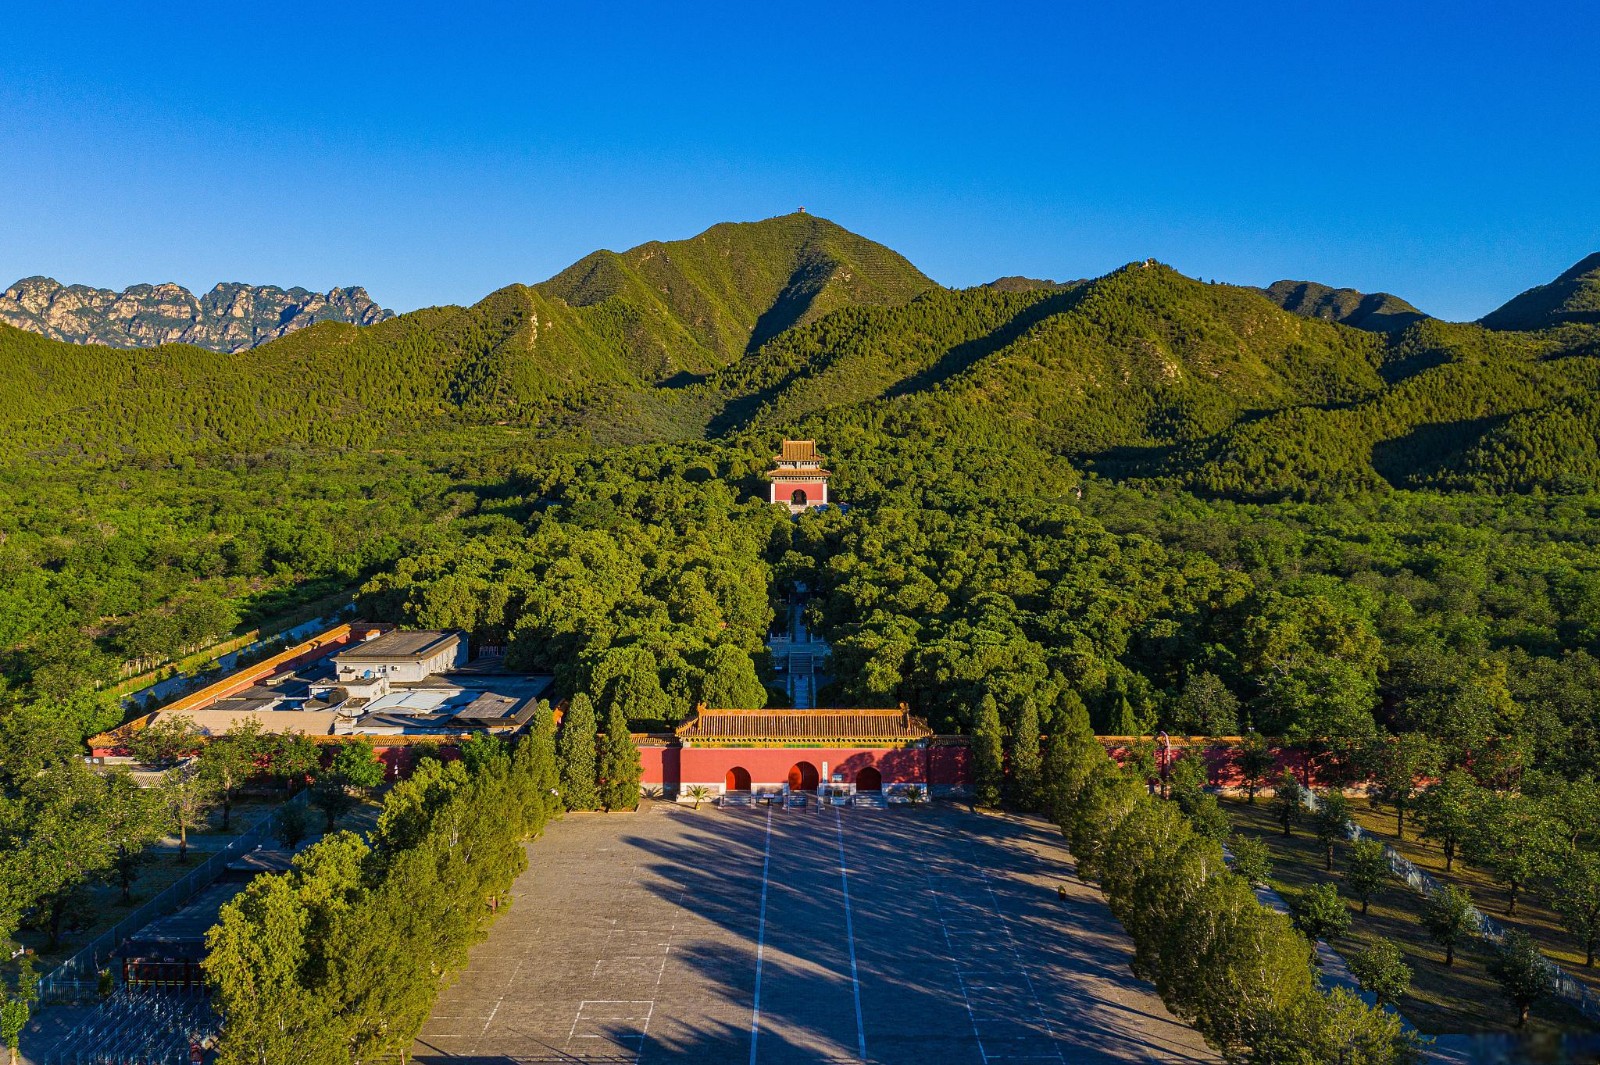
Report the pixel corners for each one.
[636,705,972,806]
[767,439,831,513]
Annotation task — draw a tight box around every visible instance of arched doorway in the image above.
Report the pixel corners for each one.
[725,766,751,792]
[856,766,882,792]
[787,761,819,791]
[790,488,808,506]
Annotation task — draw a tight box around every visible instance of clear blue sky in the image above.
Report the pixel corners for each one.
[2,2,1596,321]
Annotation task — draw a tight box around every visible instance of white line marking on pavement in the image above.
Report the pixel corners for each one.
[749,805,774,1065]
[834,807,868,1063]
[978,864,1065,1061]
[929,879,990,1065]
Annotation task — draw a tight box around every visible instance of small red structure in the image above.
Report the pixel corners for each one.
[767,440,831,513]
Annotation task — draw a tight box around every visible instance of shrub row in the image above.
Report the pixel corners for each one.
[204,712,558,1064]
[1042,709,1422,1064]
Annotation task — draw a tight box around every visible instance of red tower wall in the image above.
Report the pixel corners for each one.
[771,479,829,505]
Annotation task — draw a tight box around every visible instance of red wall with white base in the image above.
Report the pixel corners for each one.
[639,744,970,793]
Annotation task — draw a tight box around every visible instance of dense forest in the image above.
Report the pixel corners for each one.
[4,215,1600,1059]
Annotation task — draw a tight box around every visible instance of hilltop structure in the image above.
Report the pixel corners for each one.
[766,439,831,513]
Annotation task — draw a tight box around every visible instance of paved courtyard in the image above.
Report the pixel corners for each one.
[412,802,1217,1065]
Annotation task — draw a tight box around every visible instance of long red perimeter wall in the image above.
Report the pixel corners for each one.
[640,737,1341,795]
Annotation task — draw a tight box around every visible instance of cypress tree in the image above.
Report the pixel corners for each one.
[513,699,559,836]
[599,703,642,812]
[556,694,600,811]
[1009,697,1042,811]
[973,694,1004,808]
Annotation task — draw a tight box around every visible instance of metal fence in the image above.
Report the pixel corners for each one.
[1300,787,1600,1024]
[38,790,310,1004]
[46,986,217,1064]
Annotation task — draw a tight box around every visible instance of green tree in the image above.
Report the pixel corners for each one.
[598,703,642,812]
[1009,697,1042,811]
[1415,770,1479,872]
[205,852,347,1064]
[556,693,600,811]
[0,957,37,1065]
[309,776,357,831]
[330,740,386,793]
[1346,837,1389,915]
[590,646,673,725]
[1467,793,1558,916]
[103,769,165,902]
[1169,672,1240,736]
[1271,769,1303,837]
[161,761,219,863]
[458,732,507,775]
[516,700,560,831]
[1230,834,1273,886]
[1256,987,1423,1065]
[1237,734,1275,803]
[1486,930,1555,1028]
[274,801,312,851]
[265,733,320,790]
[1421,885,1476,966]
[1363,734,1439,839]
[129,713,202,766]
[698,645,766,709]
[198,717,266,829]
[972,694,1004,808]
[1349,938,1412,1008]
[1550,849,1600,967]
[1310,790,1350,871]
[1293,882,1351,943]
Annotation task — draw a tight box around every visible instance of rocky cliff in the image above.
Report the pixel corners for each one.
[0,277,393,352]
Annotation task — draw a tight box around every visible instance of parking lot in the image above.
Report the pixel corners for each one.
[412,802,1217,1064]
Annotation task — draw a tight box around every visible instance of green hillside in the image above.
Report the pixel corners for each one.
[1260,279,1428,333]
[1481,252,1600,330]
[3,219,1599,501]
[535,213,936,377]
[0,214,932,460]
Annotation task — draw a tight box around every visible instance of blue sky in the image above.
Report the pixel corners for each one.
[2,2,1596,321]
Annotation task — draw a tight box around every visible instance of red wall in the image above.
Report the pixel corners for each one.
[640,744,969,790]
[1101,740,1327,789]
[770,479,828,504]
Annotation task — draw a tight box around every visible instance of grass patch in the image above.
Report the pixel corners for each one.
[1225,797,1596,1036]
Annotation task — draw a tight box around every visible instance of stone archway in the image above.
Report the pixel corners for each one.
[787,761,819,791]
[790,488,808,506]
[856,766,882,792]
[725,766,751,792]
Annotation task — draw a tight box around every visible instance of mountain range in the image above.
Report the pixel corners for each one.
[2,212,1597,498]
[0,277,392,353]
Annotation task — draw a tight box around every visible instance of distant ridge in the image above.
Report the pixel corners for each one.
[0,277,393,353]
[1258,279,1428,333]
[4,216,1600,499]
[1480,252,1600,330]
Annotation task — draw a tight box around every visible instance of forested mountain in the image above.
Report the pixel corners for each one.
[1259,279,1428,333]
[535,213,935,375]
[1480,252,1600,330]
[2,218,1598,501]
[0,276,391,352]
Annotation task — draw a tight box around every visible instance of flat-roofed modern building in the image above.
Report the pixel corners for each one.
[334,629,467,684]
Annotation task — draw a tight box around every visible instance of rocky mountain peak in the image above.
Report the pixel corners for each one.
[0,276,393,352]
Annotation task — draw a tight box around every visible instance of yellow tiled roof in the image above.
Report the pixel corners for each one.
[676,706,931,745]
